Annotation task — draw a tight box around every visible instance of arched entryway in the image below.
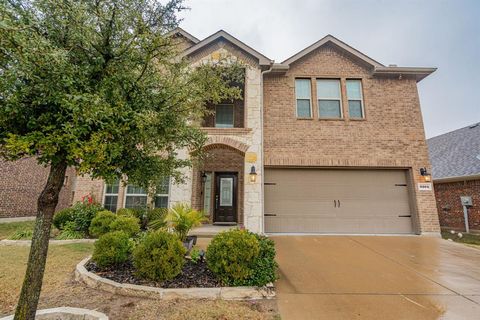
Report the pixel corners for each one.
[192,143,245,225]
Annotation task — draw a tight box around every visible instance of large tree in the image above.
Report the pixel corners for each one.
[0,0,242,318]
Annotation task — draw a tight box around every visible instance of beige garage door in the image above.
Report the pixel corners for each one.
[264,169,414,234]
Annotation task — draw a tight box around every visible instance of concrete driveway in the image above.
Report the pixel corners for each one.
[272,236,480,320]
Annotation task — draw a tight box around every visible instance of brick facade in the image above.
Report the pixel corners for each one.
[0,158,75,218]
[263,43,440,234]
[434,179,480,232]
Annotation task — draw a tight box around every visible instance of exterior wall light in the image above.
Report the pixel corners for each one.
[420,167,431,182]
[201,172,207,184]
[249,165,257,183]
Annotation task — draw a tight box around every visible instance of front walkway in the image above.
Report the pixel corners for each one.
[272,236,480,319]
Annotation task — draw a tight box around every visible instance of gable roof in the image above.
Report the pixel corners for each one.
[280,34,436,81]
[427,123,480,181]
[180,30,273,66]
[282,34,384,68]
[166,27,200,44]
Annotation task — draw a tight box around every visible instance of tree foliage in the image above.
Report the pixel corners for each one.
[0,0,244,188]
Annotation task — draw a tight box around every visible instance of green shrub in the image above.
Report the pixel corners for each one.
[71,202,104,234]
[109,215,140,237]
[52,208,75,230]
[147,208,168,230]
[89,210,117,238]
[116,208,135,217]
[8,229,33,240]
[243,234,278,286]
[132,230,186,282]
[165,203,207,241]
[56,221,84,240]
[92,231,132,268]
[206,229,260,286]
[189,248,202,264]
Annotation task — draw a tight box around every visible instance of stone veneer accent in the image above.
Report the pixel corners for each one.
[75,257,275,300]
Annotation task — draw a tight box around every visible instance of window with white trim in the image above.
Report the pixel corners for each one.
[317,79,342,118]
[346,79,364,118]
[103,180,119,212]
[125,185,147,209]
[215,104,234,128]
[154,176,170,208]
[295,79,312,118]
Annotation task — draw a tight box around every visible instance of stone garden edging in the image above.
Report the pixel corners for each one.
[0,239,96,246]
[75,257,276,300]
[0,307,108,320]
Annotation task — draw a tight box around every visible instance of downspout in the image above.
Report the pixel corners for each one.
[260,62,274,234]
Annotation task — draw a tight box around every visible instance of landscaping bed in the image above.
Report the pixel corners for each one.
[86,259,221,288]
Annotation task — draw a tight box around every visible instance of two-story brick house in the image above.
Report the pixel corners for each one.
[69,28,440,235]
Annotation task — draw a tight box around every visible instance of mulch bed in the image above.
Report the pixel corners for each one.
[85,259,221,288]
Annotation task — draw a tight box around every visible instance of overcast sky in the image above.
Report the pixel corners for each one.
[179,0,480,138]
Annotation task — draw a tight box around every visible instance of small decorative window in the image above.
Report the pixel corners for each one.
[103,180,119,212]
[125,185,147,209]
[154,176,170,208]
[346,80,364,118]
[295,79,312,118]
[317,79,342,118]
[215,104,234,128]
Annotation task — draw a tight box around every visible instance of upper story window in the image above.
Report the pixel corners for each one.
[215,104,234,128]
[317,79,342,118]
[346,80,364,119]
[125,185,147,209]
[295,79,312,118]
[154,176,170,208]
[103,180,119,212]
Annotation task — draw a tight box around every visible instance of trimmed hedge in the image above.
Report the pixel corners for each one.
[206,229,278,286]
[92,231,132,268]
[206,229,260,286]
[132,230,186,282]
[52,208,74,230]
[89,210,117,238]
[109,215,141,237]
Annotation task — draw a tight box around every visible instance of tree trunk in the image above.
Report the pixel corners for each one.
[14,161,67,320]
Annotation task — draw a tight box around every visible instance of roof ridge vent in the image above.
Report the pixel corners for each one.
[388,64,397,67]
[469,123,479,129]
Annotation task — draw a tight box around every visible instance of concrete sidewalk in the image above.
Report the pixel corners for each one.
[272,236,480,320]
[0,216,35,223]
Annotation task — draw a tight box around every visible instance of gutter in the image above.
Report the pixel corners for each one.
[433,173,480,184]
[260,63,274,234]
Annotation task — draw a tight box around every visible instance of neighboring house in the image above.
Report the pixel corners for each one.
[4,27,441,235]
[0,158,75,218]
[428,123,480,232]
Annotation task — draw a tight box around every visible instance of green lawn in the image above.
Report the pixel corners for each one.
[441,230,480,247]
[0,243,278,319]
[0,221,35,240]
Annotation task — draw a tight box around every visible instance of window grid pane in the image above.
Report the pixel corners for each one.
[319,100,341,118]
[296,99,311,117]
[346,80,362,100]
[154,196,168,208]
[349,100,363,118]
[125,195,147,209]
[126,185,147,195]
[104,196,118,212]
[317,79,341,99]
[215,105,234,128]
[295,79,311,99]
[156,176,169,195]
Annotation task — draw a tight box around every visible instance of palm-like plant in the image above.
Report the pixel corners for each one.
[165,204,207,242]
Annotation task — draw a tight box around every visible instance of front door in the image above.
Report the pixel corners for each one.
[214,173,237,224]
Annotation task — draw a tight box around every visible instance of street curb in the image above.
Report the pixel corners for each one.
[75,257,276,300]
[0,307,108,320]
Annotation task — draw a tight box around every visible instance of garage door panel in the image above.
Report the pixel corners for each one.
[264,169,414,234]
